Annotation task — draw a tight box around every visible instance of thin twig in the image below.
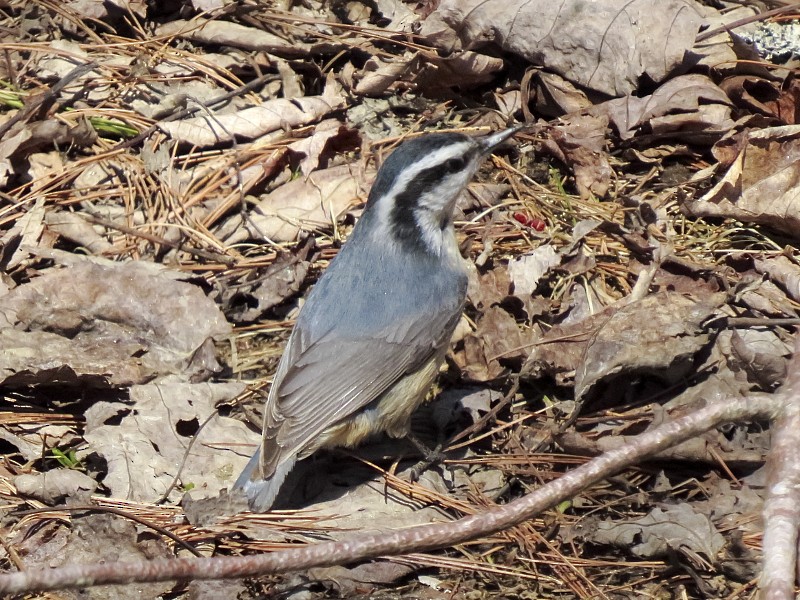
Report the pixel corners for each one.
[154,410,219,505]
[695,3,800,43]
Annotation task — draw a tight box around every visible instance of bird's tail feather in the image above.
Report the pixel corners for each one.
[233,448,296,512]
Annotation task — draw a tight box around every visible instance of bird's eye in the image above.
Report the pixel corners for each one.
[443,157,465,173]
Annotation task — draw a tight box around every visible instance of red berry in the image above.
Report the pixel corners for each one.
[513,212,530,225]
[529,218,546,232]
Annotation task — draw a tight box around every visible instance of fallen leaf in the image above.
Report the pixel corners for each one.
[219,239,314,322]
[421,0,703,96]
[593,74,734,141]
[187,579,248,600]
[66,0,146,21]
[539,114,612,198]
[355,54,416,96]
[306,562,417,596]
[466,264,510,312]
[288,119,359,176]
[728,328,790,390]
[14,469,97,504]
[738,279,798,317]
[574,291,724,402]
[685,125,800,238]
[0,261,231,385]
[44,211,113,255]
[19,513,173,600]
[84,381,250,503]
[692,5,757,71]
[219,162,375,244]
[416,51,505,91]
[529,70,592,117]
[156,18,311,57]
[462,306,530,381]
[507,244,560,298]
[0,198,46,269]
[753,255,800,303]
[160,76,346,147]
[720,75,800,124]
[585,504,726,561]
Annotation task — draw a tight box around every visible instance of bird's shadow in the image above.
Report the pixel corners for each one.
[270,387,491,509]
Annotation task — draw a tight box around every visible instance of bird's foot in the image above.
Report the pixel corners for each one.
[405,433,447,483]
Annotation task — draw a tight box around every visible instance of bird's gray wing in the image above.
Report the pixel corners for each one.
[258,309,458,479]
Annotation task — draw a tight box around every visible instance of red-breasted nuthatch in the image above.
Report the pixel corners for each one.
[234,126,521,511]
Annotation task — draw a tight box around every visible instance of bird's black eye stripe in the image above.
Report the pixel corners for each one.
[442,157,466,173]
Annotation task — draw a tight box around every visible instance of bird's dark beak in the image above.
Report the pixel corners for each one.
[479,124,525,154]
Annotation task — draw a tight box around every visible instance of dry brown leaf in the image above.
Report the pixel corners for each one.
[720,76,800,124]
[160,76,346,147]
[187,580,248,600]
[466,264,510,313]
[220,240,313,323]
[692,5,758,70]
[559,426,766,468]
[66,0,146,21]
[156,18,310,57]
[14,469,97,504]
[44,211,113,255]
[507,245,560,299]
[130,78,248,120]
[355,54,416,96]
[738,279,798,318]
[574,291,724,402]
[348,0,419,32]
[754,255,800,303]
[18,513,173,599]
[305,563,416,596]
[461,306,531,382]
[219,162,376,244]
[190,0,226,11]
[288,119,359,176]
[529,71,592,118]
[727,329,790,391]
[0,198,46,269]
[0,261,231,385]
[352,48,504,97]
[0,329,146,388]
[539,114,612,199]
[523,310,607,386]
[593,74,734,141]
[84,382,250,503]
[0,119,96,187]
[685,125,800,238]
[582,504,726,561]
[417,51,505,91]
[456,183,510,217]
[421,0,703,96]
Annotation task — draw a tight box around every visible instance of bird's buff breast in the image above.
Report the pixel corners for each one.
[305,354,443,455]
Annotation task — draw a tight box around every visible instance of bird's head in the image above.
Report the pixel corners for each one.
[362,127,520,257]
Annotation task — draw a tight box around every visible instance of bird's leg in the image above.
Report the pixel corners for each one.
[405,432,448,483]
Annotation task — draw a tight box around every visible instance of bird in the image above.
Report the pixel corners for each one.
[233,126,521,511]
